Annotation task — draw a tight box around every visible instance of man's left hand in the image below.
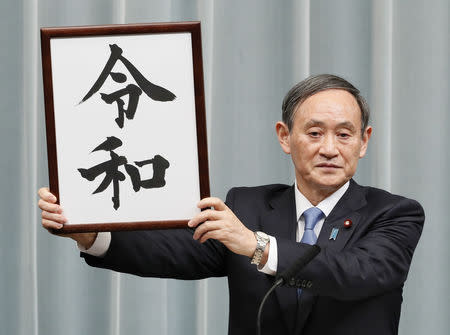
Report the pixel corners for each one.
[188,197,256,258]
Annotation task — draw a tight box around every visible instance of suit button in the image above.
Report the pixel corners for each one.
[289,278,296,287]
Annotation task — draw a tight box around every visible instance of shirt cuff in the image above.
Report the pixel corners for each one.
[257,235,278,276]
[77,232,111,257]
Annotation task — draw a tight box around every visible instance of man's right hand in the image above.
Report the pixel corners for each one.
[38,187,97,249]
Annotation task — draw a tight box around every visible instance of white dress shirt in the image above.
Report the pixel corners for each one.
[79,181,350,268]
[258,181,349,276]
[77,231,111,257]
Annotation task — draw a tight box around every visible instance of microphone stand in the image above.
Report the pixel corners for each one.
[256,245,321,335]
[256,278,284,335]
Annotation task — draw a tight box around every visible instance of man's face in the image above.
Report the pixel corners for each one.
[277,89,372,196]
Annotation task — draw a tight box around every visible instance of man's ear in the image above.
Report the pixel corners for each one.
[359,126,373,158]
[276,121,291,154]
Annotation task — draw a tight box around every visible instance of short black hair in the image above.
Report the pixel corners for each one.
[282,74,370,135]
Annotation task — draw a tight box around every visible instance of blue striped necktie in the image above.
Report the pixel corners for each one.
[298,207,324,298]
[300,207,324,245]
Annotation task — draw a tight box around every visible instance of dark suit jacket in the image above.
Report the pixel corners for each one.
[82,179,424,335]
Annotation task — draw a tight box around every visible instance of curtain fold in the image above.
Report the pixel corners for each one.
[1,0,448,334]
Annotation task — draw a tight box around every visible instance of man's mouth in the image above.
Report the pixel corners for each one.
[316,163,341,168]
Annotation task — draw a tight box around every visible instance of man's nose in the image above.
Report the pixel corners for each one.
[319,134,339,158]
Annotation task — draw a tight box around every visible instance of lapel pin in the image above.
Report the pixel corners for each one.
[344,219,352,228]
[329,227,339,240]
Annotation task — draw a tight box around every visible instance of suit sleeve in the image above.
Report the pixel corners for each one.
[276,197,424,300]
[81,188,247,279]
[81,228,228,279]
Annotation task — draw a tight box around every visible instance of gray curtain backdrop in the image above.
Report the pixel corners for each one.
[1,0,448,334]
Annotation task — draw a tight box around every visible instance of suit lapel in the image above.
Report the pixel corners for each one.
[317,179,367,251]
[261,185,296,240]
[259,185,298,334]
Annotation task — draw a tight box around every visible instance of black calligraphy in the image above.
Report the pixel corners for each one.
[79,44,176,128]
[78,136,170,210]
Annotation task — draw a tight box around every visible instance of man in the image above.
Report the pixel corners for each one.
[39,74,424,334]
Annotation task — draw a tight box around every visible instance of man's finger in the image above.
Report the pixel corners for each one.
[192,220,223,240]
[42,211,67,224]
[197,197,227,211]
[188,209,222,228]
[37,187,49,196]
[38,187,57,203]
[42,218,63,230]
[38,199,62,213]
[198,230,221,244]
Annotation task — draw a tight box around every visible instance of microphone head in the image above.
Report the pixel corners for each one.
[277,244,321,283]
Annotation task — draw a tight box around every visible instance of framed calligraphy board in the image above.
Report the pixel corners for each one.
[41,22,209,233]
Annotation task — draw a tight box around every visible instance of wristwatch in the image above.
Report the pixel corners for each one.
[251,231,270,265]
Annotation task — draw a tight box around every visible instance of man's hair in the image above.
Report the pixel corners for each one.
[281,74,370,135]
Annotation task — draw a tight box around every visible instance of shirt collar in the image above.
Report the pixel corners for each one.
[294,180,350,220]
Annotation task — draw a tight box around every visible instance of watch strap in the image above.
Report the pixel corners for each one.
[251,231,269,265]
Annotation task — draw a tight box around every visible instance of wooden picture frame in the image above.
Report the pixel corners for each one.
[41,21,209,233]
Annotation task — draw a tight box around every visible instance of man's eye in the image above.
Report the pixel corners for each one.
[309,132,320,137]
[338,133,350,138]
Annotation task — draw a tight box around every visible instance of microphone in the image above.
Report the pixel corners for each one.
[256,244,321,335]
[276,244,321,284]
